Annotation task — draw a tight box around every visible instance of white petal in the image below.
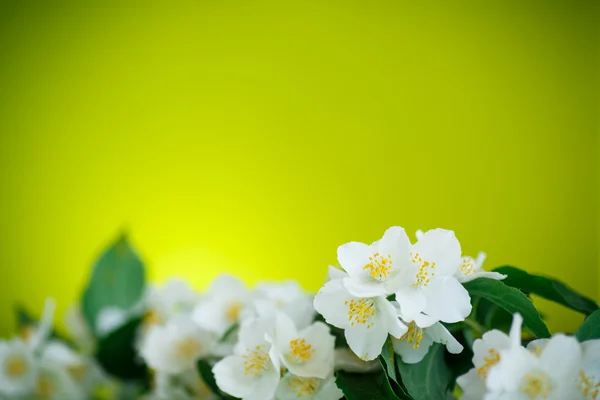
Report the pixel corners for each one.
[415,229,424,240]
[244,365,280,400]
[456,369,487,400]
[539,334,582,382]
[459,271,506,283]
[212,355,255,399]
[344,318,387,361]
[333,348,381,373]
[337,242,370,277]
[421,277,472,323]
[328,266,348,280]
[343,277,387,297]
[508,313,523,348]
[313,280,353,329]
[211,274,249,299]
[475,252,487,269]
[425,323,463,354]
[394,287,426,322]
[486,346,537,393]
[29,298,56,351]
[392,333,434,364]
[192,302,230,335]
[273,312,298,359]
[412,228,462,277]
[315,376,344,400]
[377,299,408,339]
[373,227,411,277]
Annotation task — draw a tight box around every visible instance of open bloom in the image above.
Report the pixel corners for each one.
[212,317,280,400]
[270,312,335,379]
[392,320,463,364]
[313,278,407,361]
[456,314,523,400]
[455,252,506,283]
[275,373,343,400]
[0,338,37,397]
[144,279,200,327]
[34,360,83,400]
[254,281,316,330]
[140,317,214,374]
[575,340,600,400]
[394,228,472,324]
[192,275,253,337]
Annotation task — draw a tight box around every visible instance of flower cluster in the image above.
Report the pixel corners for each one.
[457,313,600,400]
[315,227,504,363]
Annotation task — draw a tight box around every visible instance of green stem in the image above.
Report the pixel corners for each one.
[463,318,486,335]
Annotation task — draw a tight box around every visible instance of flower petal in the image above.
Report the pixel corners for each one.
[377,299,408,339]
[412,228,462,277]
[394,286,426,322]
[392,333,434,364]
[421,277,472,323]
[538,334,582,382]
[425,322,463,354]
[313,280,353,329]
[456,368,486,400]
[337,242,370,277]
[459,271,506,283]
[212,355,254,399]
[328,265,348,280]
[344,317,387,361]
[343,277,387,297]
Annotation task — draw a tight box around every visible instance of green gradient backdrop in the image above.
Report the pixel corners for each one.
[0,1,598,336]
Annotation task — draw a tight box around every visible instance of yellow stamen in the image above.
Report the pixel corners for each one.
[460,258,475,276]
[36,375,55,398]
[243,345,269,376]
[287,376,320,397]
[476,348,501,378]
[578,370,600,400]
[288,338,314,363]
[363,252,393,281]
[175,337,201,357]
[225,301,243,322]
[521,370,552,399]
[5,356,26,377]
[397,322,424,349]
[411,252,435,287]
[345,298,376,328]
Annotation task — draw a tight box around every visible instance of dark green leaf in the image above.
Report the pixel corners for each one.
[379,337,398,383]
[397,343,452,400]
[95,317,147,381]
[336,370,401,400]
[494,266,598,315]
[82,234,146,332]
[463,278,550,338]
[576,309,600,342]
[197,359,221,396]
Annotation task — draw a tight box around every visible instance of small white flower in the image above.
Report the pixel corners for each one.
[575,340,600,400]
[270,312,335,379]
[0,338,37,397]
[394,228,472,324]
[151,370,217,400]
[333,348,381,373]
[254,281,316,330]
[313,278,407,361]
[275,373,343,400]
[456,314,523,400]
[34,359,83,400]
[392,320,463,364]
[192,274,253,337]
[140,317,214,375]
[212,317,280,400]
[145,279,200,323]
[526,338,550,356]
[485,321,581,399]
[328,266,348,281]
[337,226,413,298]
[455,252,506,283]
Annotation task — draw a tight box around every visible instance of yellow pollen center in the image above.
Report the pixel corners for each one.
[398,322,424,348]
[411,252,435,287]
[36,375,55,398]
[521,371,553,399]
[175,337,201,357]
[5,356,26,377]
[476,348,501,378]
[67,364,88,382]
[578,371,600,400]
[345,298,376,328]
[243,345,269,376]
[225,301,243,322]
[363,252,392,281]
[143,309,164,329]
[288,338,314,363]
[460,257,475,276]
[288,376,320,397]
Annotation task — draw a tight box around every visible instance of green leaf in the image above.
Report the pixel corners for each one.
[397,343,452,400]
[82,234,146,332]
[336,370,401,400]
[197,359,222,396]
[576,309,600,342]
[463,278,550,338]
[95,317,147,381]
[14,305,70,344]
[494,266,598,315]
[219,323,239,343]
[379,337,398,383]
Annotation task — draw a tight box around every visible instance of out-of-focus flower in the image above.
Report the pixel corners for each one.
[64,304,96,354]
[254,281,315,330]
[275,373,343,400]
[0,338,37,397]
[34,359,83,400]
[333,348,380,373]
[144,279,200,327]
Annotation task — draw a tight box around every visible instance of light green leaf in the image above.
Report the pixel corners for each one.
[494,266,598,315]
[82,234,146,332]
[463,278,550,338]
[576,309,600,342]
[397,343,452,400]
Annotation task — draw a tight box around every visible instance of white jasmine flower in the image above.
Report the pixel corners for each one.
[26,297,56,352]
[392,321,463,364]
[96,307,128,337]
[337,226,413,298]
[192,274,253,337]
[455,252,506,283]
[327,265,347,281]
[64,304,96,355]
[333,348,381,373]
[275,373,343,400]
[485,324,581,399]
[270,312,335,379]
[526,338,550,356]
[254,281,316,330]
[140,317,214,375]
[144,279,200,326]
[151,370,216,400]
[34,360,83,400]
[457,314,523,400]
[394,228,472,324]
[313,278,407,361]
[0,338,37,397]
[575,340,600,400]
[212,317,281,400]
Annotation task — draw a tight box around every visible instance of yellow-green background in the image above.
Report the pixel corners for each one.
[0,1,597,337]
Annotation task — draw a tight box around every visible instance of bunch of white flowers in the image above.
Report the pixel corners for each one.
[457,313,600,400]
[314,226,503,364]
[0,299,116,400]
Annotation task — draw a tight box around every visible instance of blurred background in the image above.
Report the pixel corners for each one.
[0,1,597,337]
